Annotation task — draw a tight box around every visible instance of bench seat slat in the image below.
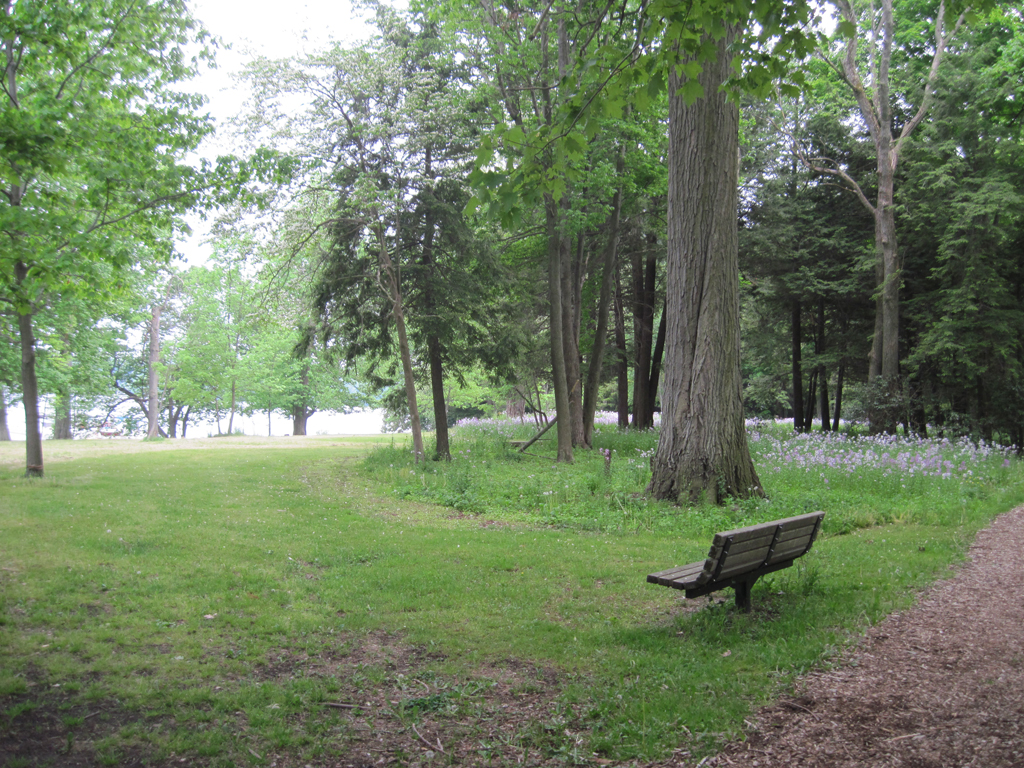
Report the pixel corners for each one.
[647,561,707,589]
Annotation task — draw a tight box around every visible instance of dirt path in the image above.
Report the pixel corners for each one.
[703,505,1024,768]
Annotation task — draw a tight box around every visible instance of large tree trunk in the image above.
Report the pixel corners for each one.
[16,262,43,477]
[52,393,72,439]
[648,28,762,504]
[0,384,10,441]
[582,149,625,448]
[146,304,161,439]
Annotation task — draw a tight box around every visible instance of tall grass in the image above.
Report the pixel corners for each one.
[363,416,1020,538]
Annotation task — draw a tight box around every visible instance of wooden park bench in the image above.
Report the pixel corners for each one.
[647,511,825,611]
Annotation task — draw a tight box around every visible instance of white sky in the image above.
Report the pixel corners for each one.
[176,0,377,263]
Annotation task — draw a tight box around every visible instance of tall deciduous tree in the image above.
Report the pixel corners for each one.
[0,0,216,475]
[792,0,968,430]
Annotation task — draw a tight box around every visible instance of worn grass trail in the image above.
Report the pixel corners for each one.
[2,434,1023,766]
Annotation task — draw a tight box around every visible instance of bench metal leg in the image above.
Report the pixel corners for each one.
[734,578,755,612]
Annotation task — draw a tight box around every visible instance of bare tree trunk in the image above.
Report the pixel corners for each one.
[648,27,762,504]
[377,229,424,463]
[833,356,846,432]
[291,365,312,436]
[146,304,161,439]
[428,335,450,460]
[582,148,625,448]
[817,299,830,432]
[631,240,657,429]
[563,230,585,447]
[648,300,667,412]
[228,379,237,434]
[792,299,804,431]
[545,197,574,462]
[613,271,630,429]
[0,384,10,441]
[15,262,43,477]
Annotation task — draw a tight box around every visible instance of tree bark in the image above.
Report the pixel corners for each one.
[15,262,43,477]
[146,304,161,439]
[648,27,762,504]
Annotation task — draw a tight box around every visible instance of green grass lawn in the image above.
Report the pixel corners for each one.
[2,428,1023,767]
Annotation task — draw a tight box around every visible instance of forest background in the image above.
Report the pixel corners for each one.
[1,0,1023,479]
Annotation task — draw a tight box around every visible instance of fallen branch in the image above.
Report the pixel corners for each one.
[412,723,444,754]
[323,702,358,710]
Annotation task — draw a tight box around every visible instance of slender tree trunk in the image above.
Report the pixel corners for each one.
[292,365,311,436]
[428,335,450,461]
[16,262,43,477]
[545,197,573,462]
[166,402,178,438]
[53,393,72,439]
[267,409,272,437]
[613,267,629,429]
[0,384,10,441]
[648,300,667,414]
[805,369,818,430]
[833,357,845,432]
[792,299,804,432]
[648,27,762,504]
[562,216,585,447]
[228,379,237,434]
[378,229,425,462]
[147,304,161,439]
[582,148,625,448]
[631,240,658,429]
[817,299,829,432]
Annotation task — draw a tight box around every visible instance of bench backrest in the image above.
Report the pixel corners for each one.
[692,512,825,588]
